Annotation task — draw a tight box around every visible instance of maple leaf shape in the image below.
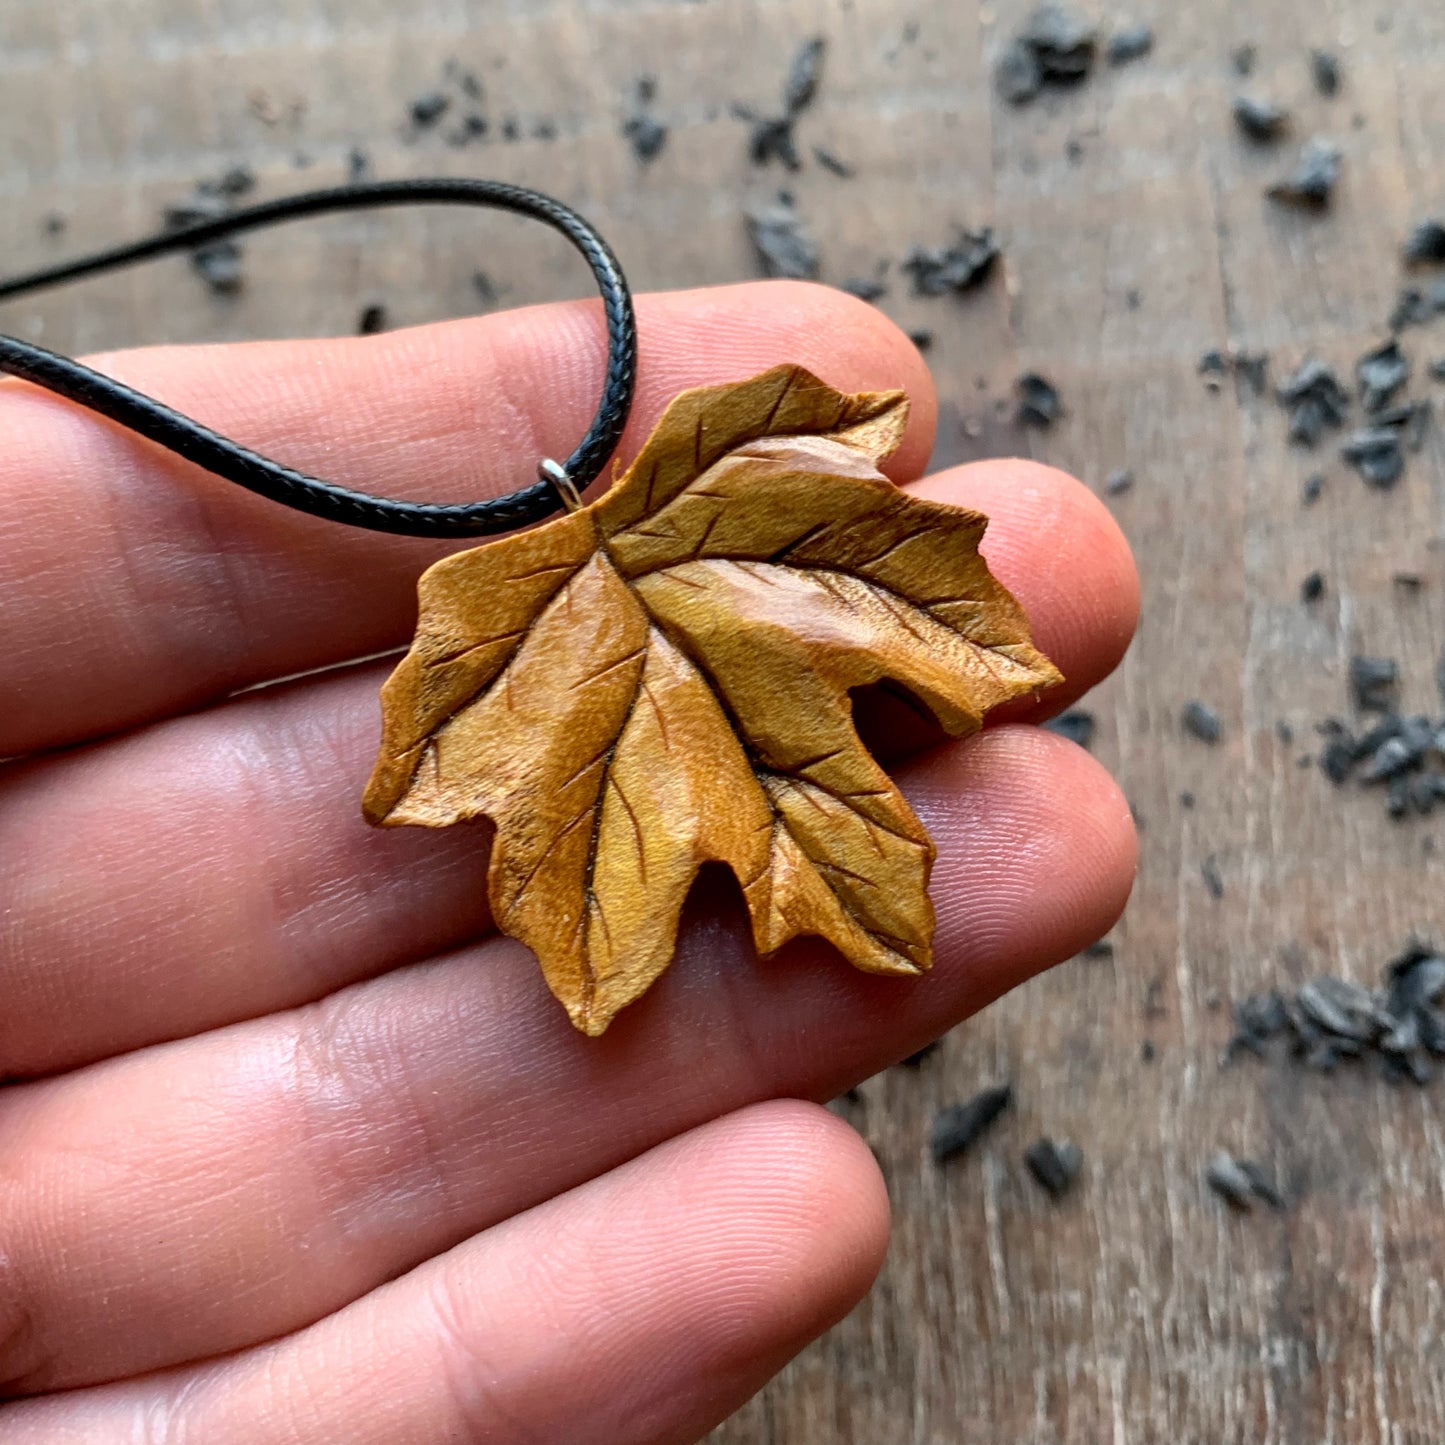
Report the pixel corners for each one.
[364,365,1061,1034]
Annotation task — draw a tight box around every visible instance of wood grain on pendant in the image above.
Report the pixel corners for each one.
[364,365,1061,1034]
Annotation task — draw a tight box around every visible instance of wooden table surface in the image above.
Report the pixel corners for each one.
[5,1,1445,1441]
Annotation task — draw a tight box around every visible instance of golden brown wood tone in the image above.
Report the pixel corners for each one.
[365,365,1059,1033]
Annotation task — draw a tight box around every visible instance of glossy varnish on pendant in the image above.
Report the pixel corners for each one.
[364,365,1060,1034]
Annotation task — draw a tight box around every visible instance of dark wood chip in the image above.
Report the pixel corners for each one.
[1042,709,1095,748]
[1106,23,1153,65]
[1349,655,1400,711]
[1310,48,1341,97]
[812,145,855,178]
[1302,471,1326,504]
[1207,1153,1284,1211]
[1233,95,1288,142]
[839,275,888,303]
[745,193,820,279]
[997,39,1044,104]
[899,1038,944,1068]
[744,112,802,170]
[1404,219,1445,265]
[1106,468,1134,494]
[1267,137,1342,207]
[623,79,668,163]
[1341,427,1404,488]
[930,1085,1013,1164]
[410,91,451,128]
[783,37,827,114]
[907,328,935,352]
[1357,338,1410,412]
[356,302,388,335]
[1017,372,1062,426]
[1020,3,1097,79]
[1205,1152,1259,1210]
[1024,1138,1083,1198]
[902,230,999,295]
[1232,44,1257,76]
[191,240,243,296]
[1301,570,1326,602]
[1181,699,1223,744]
[1278,358,1349,445]
[1202,856,1225,900]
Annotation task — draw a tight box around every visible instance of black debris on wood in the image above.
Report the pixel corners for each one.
[899,1038,944,1069]
[745,193,820,280]
[1341,427,1404,488]
[1083,939,1115,959]
[997,41,1044,105]
[1357,338,1410,413]
[1302,472,1326,505]
[409,91,451,128]
[1232,43,1257,76]
[1024,1138,1083,1198]
[1388,280,1445,331]
[930,1084,1013,1164]
[1404,219,1445,265]
[1182,699,1223,744]
[1202,857,1225,900]
[908,328,934,352]
[1017,372,1062,426]
[902,229,999,296]
[191,241,243,296]
[997,3,1097,104]
[1277,357,1349,445]
[1233,95,1288,142]
[1310,48,1342,97]
[472,270,501,306]
[783,36,827,113]
[623,77,668,163]
[738,36,827,171]
[1106,468,1134,495]
[347,146,371,182]
[839,274,888,303]
[1106,23,1153,65]
[1043,709,1096,749]
[1267,137,1342,208]
[1350,655,1400,711]
[813,145,855,178]
[1233,351,1269,396]
[1207,1152,1284,1211]
[357,303,388,335]
[1301,570,1326,603]
[1228,944,1445,1086]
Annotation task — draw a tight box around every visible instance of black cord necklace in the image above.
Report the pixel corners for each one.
[0,179,637,537]
[0,176,1062,1039]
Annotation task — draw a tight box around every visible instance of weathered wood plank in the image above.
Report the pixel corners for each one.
[5,1,1445,1440]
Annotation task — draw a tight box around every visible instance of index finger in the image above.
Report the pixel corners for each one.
[0,281,936,756]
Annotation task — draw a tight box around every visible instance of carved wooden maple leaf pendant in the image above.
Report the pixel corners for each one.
[364,365,1061,1034]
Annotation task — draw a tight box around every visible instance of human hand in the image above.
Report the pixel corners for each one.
[0,281,1138,1443]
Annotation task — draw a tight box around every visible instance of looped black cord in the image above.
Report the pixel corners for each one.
[0,180,638,538]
